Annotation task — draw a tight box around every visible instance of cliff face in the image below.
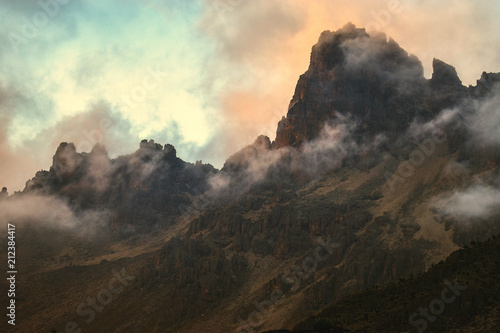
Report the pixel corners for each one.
[292,236,500,333]
[274,23,464,149]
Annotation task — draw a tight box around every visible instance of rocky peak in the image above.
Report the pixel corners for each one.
[472,71,500,97]
[0,187,7,198]
[139,139,163,151]
[308,23,422,78]
[272,25,468,150]
[51,142,82,178]
[22,139,217,233]
[54,141,76,155]
[222,135,272,173]
[138,139,178,161]
[309,22,369,72]
[163,143,177,159]
[252,134,272,149]
[90,143,108,156]
[430,58,463,88]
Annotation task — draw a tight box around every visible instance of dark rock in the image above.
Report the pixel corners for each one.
[23,140,218,234]
[274,23,429,149]
[430,58,463,88]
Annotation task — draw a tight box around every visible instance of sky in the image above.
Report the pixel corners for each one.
[0,0,500,192]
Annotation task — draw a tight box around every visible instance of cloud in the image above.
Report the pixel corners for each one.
[468,84,500,146]
[340,33,424,87]
[0,193,110,229]
[405,107,461,144]
[218,135,286,190]
[438,184,500,219]
[0,99,139,192]
[404,82,500,150]
[214,114,384,194]
[296,116,371,176]
[0,81,44,193]
[29,101,136,156]
[433,87,500,220]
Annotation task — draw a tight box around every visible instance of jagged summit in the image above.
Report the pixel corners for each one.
[431,58,463,88]
[472,71,500,97]
[137,139,179,163]
[274,24,428,148]
[22,140,217,233]
[222,135,272,173]
[309,23,370,72]
[139,139,176,155]
[272,24,482,149]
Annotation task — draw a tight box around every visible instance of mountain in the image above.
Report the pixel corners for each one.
[1,23,499,333]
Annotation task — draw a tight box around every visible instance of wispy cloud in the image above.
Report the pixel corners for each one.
[438,183,500,219]
[0,193,110,229]
[214,114,385,195]
[468,84,500,146]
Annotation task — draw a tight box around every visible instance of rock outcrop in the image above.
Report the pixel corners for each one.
[274,24,425,148]
[430,58,463,88]
[273,24,472,151]
[23,139,217,234]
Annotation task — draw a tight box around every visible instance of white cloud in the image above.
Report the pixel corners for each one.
[468,85,500,146]
[0,194,109,229]
[439,184,500,219]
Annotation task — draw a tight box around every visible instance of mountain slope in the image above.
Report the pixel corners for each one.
[291,235,500,333]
